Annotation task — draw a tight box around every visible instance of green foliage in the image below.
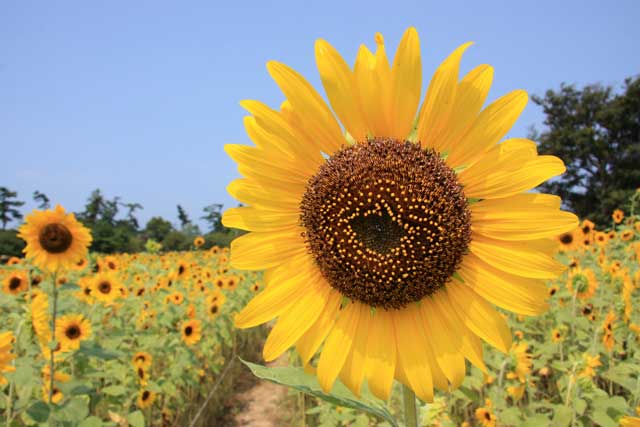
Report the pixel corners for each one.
[162,230,192,251]
[531,76,640,224]
[0,186,25,230]
[0,228,26,257]
[145,216,174,242]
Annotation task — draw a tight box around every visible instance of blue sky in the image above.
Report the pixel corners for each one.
[2,0,639,229]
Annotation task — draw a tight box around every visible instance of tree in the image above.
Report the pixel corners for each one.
[0,187,25,230]
[78,189,106,225]
[531,76,640,225]
[33,190,50,209]
[145,216,173,242]
[201,203,224,232]
[121,202,144,230]
[176,205,191,228]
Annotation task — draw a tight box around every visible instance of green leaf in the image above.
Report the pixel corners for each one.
[26,401,50,423]
[590,410,617,427]
[574,398,587,416]
[78,416,104,427]
[521,414,549,427]
[552,405,573,427]
[102,385,126,396]
[127,410,145,427]
[241,359,398,427]
[78,341,122,360]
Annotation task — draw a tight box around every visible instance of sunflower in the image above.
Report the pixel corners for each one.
[72,257,89,271]
[551,329,563,343]
[0,331,16,386]
[6,256,21,266]
[556,230,577,251]
[136,366,149,386]
[612,209,624,224]
[132,351,153,369]
[619,415,640,427]
[18,205,92,272]
[567,268,598,300]
[511,341,532,382]
[580,219,595,236]
[55,314,92,352]
[595,231,608,246]
[223,27,577,401]
[91,273,122,304]
[548,284,560,297]
[137,389,156,409]
[621,230,634,242]
[602,311,616,351]
[578,354,601,378]
[180,319,202,346]
[41,366,70,404]
[194,236,205,248]
[474,400,497,427]
[2,270,28,295]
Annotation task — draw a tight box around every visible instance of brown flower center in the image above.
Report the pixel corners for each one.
[9,277,22,290]
[65,325,81,339]
[98,281,112,294]
[38,223,73,254]
[300,138,471,309]
[184,326,193,336]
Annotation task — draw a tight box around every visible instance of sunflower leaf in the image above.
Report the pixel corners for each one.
[240,359,399,427]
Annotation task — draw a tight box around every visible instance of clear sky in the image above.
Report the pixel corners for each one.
[2,0,639,229]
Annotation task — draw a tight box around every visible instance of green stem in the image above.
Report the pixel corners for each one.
[402,384,418,427]
[49,271,59,425]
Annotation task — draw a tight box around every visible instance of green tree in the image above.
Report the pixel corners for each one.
[531,76,640,225]
[0,187,25,230]
[201,203,224,232]
[145,216,174,242]
[176,205,191,228]
[33,190,50,209]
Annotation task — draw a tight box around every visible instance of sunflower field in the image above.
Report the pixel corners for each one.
[0,245,265,427]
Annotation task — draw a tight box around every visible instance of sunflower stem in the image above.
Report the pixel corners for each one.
[402,384,418,427]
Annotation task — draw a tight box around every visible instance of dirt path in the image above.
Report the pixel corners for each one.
[230,356,289,427]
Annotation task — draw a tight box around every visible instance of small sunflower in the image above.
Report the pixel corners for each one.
[72,257,89,271]
[223,27,577,401]
[511,341,532,382]
[136,366,149,385]
[137,389,156,409]
[180,319,202,346]
[2,270,28,295]
[612,209,624,224]
[474,400,497,427]
[18,205,92,272]
[621,230,634,242]
[595,231,608,245]
[556,230,577,251]
[551,329,563,343]
[132,351,153,369]
[194,236,205,248]
[580,219,595,236]
[91,273,122,304]
[55,314,92,352]
[548,284,560,297]
[6,256,21,266]
[567,268,598,300]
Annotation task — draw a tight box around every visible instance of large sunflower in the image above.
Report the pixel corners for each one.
[223,27,578,402]
[18,205,92,272]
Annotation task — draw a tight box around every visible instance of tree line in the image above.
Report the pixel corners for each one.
[0,187,237,257]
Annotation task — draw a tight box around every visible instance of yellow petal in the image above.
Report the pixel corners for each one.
[227,178,301,211]
[417,42,472,150]
[296,290,342,365]
[267,61,345,154]
[315,39,368,142]
[392,305,434,402]
[225,144,310,184]
[471,199,579,240]
[420,298,466,389]
[470,235,565,279]
[447,90,528,169]
[459,253,549,315]
[317,301,362,393]
[222,206,299,232]
[263,279,331,361]
[429,293,487,372]
[339,308,371,396]
[435,64,494,153]
[463,155,566,199]
[364,308,396,400]
[445,283,512,353]
[354,38,392,137]
[389,27,422,140]
[234,255,318,328]
[230,228,306,271]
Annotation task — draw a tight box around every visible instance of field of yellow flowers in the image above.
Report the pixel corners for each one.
[0,247,265,427]
[302,211,640,427]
